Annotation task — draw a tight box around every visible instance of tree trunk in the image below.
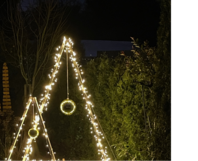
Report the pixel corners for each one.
[31,75,36,96]
[24,84,32,106]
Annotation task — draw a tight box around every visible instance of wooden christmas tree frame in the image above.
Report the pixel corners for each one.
[6,37,112,161]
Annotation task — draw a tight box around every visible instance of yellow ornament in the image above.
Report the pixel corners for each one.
[28,128,39,139]
[60,99,76,115]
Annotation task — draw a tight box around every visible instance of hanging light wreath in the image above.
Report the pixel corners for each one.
[28,128,39,139]
[60,99,76,115]
[60,46,76,115]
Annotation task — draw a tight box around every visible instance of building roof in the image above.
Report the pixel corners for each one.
[81,40,132,57]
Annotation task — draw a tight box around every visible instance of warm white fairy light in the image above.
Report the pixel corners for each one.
[21,37,68,161]
[39,36,67,112]
[7,98,32,161]
[23,114,38,160]
[60,99,76,115]
[28,115,40,140]
[8,37,112,161]
[67,43,110,161]
[22,98,56,161]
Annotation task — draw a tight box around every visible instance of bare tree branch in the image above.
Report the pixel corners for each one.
[0,0,76,94]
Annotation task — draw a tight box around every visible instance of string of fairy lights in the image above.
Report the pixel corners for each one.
[22,98,56,161]
[6,98,32,161]
[69,49,111,161]
[6,37,67,161]
[6,37,112,161]
[21,37,67,161]
[6,97,56,161]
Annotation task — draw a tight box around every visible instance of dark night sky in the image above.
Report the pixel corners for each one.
[21,0,161,46]
[79,0,161,46]
[21,0,84,6]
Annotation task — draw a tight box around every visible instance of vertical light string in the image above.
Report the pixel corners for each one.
[8,97,32,161]
[66,49,69,99]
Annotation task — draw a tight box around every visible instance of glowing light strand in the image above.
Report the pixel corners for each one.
[34,98,56,160]
[7,97,32,161]
[8,37,114,161]
[8,37,67,161]
[69,48,111,161]
[22,37,67,161]
[40,37,67,112]
[22,101,41,161]
[22,98,56,161]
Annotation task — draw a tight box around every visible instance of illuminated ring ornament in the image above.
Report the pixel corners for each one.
[60,99,76,115]
[28,128,39,139]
